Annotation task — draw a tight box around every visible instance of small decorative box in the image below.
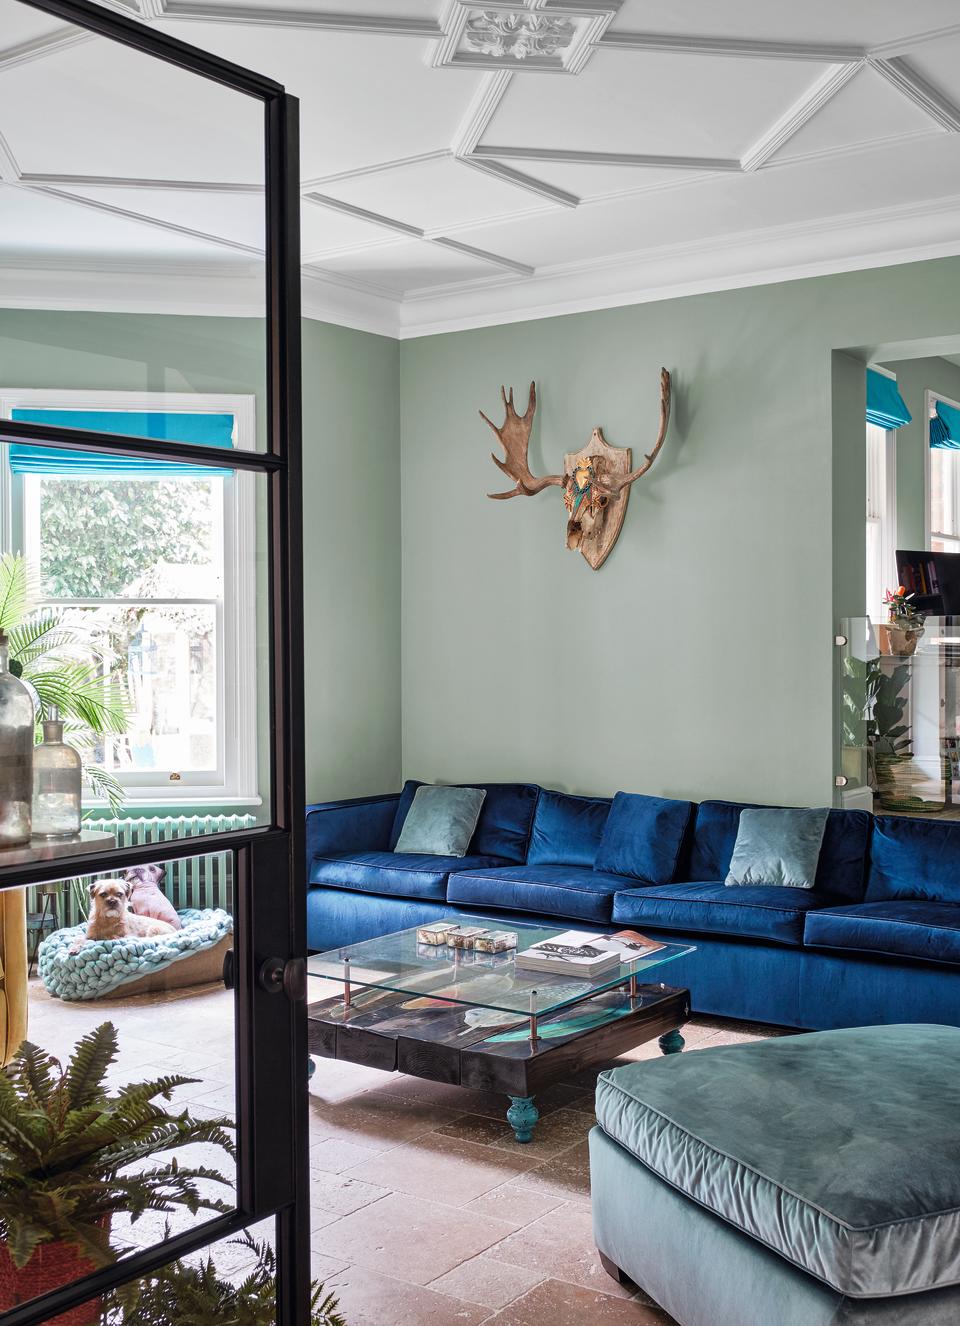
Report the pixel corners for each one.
[474,931,518,953]
[417,922,450,945]
[449,926,487,950]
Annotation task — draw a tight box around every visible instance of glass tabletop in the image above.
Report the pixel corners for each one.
[307,917,695,1018]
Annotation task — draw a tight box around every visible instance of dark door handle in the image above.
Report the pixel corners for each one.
[258,955,307,1002]
[222,949,235,990]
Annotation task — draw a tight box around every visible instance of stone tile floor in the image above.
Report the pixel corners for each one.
[26,978,785,1324]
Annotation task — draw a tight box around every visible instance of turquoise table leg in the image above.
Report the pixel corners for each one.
[506,1095,539,1143]
[659,1029,685,1055]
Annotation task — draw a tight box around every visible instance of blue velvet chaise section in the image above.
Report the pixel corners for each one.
[306,784,960,1032]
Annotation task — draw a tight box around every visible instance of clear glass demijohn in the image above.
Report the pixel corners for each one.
[32,704,83,839]
[0,630,34,845]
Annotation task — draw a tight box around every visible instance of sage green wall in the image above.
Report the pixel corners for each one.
[882,355,960,551]
[400,257,960,808]
[0,307,401,807]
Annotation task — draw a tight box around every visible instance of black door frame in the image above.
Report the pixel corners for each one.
[0,2,308,1322]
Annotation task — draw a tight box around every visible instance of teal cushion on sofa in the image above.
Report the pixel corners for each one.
[725,806,828,889]
[595,1024,960,1298]
[394,784,485,856]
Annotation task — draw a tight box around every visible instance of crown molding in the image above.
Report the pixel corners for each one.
[740,61,863,171]
[868,56,960,132]
[0,25,96,72]
[300,151,452,191]
[457,154,579,207]
[26,183,264,257]
[395,192,960,337]
[453,70,513,156]
[868,23,960,58]
[431,234,534,276]
[597,31,866,61]
[19,171,262,193]
[0,134,18,183]
[473,144,743,171]
[159,1,442,37]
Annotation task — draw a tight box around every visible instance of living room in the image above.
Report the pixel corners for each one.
[1,1,960,1324]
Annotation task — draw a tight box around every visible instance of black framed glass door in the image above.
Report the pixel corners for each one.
[0,1,307,1322]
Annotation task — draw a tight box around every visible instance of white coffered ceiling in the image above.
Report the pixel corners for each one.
[2,0,960,336]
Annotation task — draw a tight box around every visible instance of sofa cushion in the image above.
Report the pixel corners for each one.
[867,815,960,904]
[595,1024,960,1298]
[687,801,870,902]
[309,851,508,902]
[394,784,486,857]
[805,899,960,966]
[447,864,624,924]
[594,792,694,884]
[526,790,611,868]
[390,781,538,863]
[613,881,839,946]
[725,807,829,889]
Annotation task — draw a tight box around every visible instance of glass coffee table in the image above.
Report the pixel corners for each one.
[307,918,695,1142]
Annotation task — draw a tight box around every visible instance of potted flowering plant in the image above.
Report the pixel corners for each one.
[877,586,925,656]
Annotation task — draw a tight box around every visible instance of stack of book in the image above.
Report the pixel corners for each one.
[515,929,666,978]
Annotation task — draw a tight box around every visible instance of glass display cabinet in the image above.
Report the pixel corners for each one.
[838,616,960,816]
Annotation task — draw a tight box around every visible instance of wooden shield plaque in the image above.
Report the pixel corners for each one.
[563,427,631,571]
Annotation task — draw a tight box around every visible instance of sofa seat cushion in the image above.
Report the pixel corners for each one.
[595,1024,960,1298]
[612,881,840,946]
[687,801,870,902]
[805,899,960,966]
[447,864,624,924]
[309,851,508,902]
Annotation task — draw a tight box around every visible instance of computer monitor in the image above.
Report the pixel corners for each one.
[895,549,960,616]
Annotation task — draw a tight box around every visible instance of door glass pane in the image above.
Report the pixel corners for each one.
[0,0,267,452]
[0,851,241,1315]
[0,440,270,823]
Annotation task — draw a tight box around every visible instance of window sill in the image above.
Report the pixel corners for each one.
[82,796,263,812]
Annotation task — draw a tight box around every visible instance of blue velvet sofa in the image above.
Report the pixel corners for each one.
[305,781,960,1031]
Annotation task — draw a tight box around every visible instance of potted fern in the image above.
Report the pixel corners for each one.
[105,1234,346,1326]
[0,1022,235,1324]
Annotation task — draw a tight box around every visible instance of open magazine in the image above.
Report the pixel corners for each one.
[515,928,666,977]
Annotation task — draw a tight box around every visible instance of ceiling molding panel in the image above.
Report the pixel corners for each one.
[740,61,862,171]
[869,55,960,131]
[473,144,742,171]
[159,2,443,37]
[598,31,867,62]
[3,0,960,335]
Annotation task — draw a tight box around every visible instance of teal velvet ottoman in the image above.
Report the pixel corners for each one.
[590,1024,960,1325]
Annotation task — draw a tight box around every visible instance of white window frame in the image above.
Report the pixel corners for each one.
[926,388,960,554]
[0,389,259,808]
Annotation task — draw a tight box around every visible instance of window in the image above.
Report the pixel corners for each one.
[0,391,258,805]
[928,391,960,555]
[866,421,897,623]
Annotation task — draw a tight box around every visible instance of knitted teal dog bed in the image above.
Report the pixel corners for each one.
[39,908,233,1001]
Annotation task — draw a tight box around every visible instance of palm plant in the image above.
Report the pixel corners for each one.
[105,1235,346,1326]
[0,1022,235,1274]
[0,552,128,814]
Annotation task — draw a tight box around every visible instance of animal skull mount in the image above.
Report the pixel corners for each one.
[480,368,672,571]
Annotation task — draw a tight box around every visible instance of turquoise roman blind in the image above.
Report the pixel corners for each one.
[866,369,912,430]
[8,410,235,477]
[930,400,960,451]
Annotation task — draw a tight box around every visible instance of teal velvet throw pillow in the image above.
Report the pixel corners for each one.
[394,784,486,857]
[725,807,829,889]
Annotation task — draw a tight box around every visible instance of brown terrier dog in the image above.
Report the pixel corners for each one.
[69,879,177,954]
